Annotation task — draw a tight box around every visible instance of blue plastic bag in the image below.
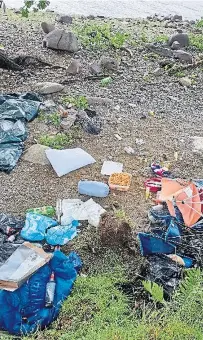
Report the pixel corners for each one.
[45,221,79,245]
[21,213,57,241]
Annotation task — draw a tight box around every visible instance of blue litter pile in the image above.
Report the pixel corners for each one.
[0,212,82,335]
[0,250,82,335]
[0,93,40,173]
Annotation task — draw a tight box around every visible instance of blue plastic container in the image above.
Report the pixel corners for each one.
[78,180,109,198]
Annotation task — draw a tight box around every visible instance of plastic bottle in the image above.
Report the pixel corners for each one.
[78,180,109,198]
[45,272,56,308]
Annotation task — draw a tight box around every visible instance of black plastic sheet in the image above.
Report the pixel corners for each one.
[0,213,25,266]
[0,93,40,173]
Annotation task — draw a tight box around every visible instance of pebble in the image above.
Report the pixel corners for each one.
[90,62,102,74]
[35,82,64,94]
[67,59,81,75]
[114,134,122,141]
[100,56,119,71]
[124,146,135,155]
[179,77,192,87]
[22,144,50,166]
[191,137,203,154]
[172,14,183,21]
[136,138,145,145]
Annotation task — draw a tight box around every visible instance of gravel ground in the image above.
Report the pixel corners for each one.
[0,11,203,232]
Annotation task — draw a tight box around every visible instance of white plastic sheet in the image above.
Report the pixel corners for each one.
[46,148,96,177]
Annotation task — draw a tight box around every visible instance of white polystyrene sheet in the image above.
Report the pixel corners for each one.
[46,148,96,177]
[101,161,123,176]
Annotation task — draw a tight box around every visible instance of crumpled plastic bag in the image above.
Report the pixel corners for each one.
[146,254,182,295]
[45,220,79,245]
[0,142,24,173]
[137,232,176,256]
[77,110,102,135]
[0,120,27,144]
[21,213,57,242]
[0,93,41,122]
[0,93,40,172]
[60,198,106,228]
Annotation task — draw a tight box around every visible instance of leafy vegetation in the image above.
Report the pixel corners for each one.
[175,71,186,78]
[72,22,129,49]
[22,0,50,17]
[36,268,203,340]
[39,133,73,149]
[190,33,203,51]
[195,18,203,28]
[62,95,88,110]
[38,111,61,126]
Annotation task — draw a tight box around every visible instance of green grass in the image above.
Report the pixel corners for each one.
[155,34,168,43]
[190,34,203,51]
[35,268,203,340]
[175,71,186,78]
[39,133,73,149]
[62,95,88,110]
[38,111,61,127]
[72,22,129,49]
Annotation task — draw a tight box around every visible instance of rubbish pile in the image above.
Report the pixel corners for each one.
[0,93,41,172]
[138,163,203,294]
[0,210,82,335]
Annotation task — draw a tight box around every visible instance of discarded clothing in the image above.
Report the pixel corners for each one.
[0,93,40,172]
[21,213,57,242]
[151,162,171,177]
[0,250,82,335]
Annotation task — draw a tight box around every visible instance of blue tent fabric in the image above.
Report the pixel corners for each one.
[0,93,40,173]
[138,232,176,256]
[0,250,82,335]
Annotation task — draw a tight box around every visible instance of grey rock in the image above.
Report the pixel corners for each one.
[99,56,119,71]
[90,62,102,74]
[146,43,173,57]
[190,20,196,25]
[60,111,77,130]
[22,144,50,166]
[67,59,81,75]
[36,82,64,94]
[43,29,79,52]
[41,22,55,34]
[172,14,183,21]
[174,50,193,63]
[171,41,181,50]
[179,77,192,87]
[58,15,73,24]
[168,33,189,48]
[159,59,174,67]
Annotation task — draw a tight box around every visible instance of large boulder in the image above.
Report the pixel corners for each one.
[58,15,73,24]
[41,22,55,34]
[168,33,189,48]
[22,144,50,166]
[43,29,79,52]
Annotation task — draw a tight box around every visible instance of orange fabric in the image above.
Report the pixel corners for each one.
[159,178,201,227]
